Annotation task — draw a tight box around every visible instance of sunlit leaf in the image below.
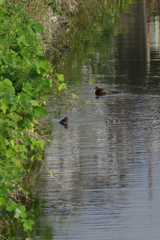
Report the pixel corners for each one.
[40,60,51,72]
[23,219,34,231]
[55,73,64,81]
[31,153,42,161]
[6,202,17,212]
[2,79,13,87]
[14,205,27,219]
[30,100,39,106]
[14,208,21,219]
[36,139,44,151]
[0,101,8,113]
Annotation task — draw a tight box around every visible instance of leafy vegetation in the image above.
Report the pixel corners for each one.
[0,1,66,238]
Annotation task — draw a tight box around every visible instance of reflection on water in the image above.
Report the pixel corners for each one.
[38,88,160,240]
[33,0,160,240]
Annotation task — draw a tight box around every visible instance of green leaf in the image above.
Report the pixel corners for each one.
[0,101,8,113]
[12,144,19,153]
[22,83,33,96]
[6,148,15,158]
[10,103,17,112]
[31,153,42,161]
[3,79,13,87]
[33,118,38,124]
[23,219,34,231]
[18,144,27,152]
[40,60,51,72]
[32,22,44,32]
[12,159,21,167]
[0,185,9,195]
[14,208,21,219]
[0,197,6,206]
[35,62,41,74]
[14,205,27,219]
[55,73,64,81]
[30,137,37,146]
[4,87,15,102]
[6,201,17,212]
[23,118,34,130]
[57,82,67,91]
[30,100,39,106]
[37,139,44,151]
[24,57,31,65]
[4,137,9,146]
[17,35,28,46]
[19,205,27,218]
[34,106,47,117]
[19,98,32,112]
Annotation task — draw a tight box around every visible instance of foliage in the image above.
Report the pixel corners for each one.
[0,1,65,237]
[0,2,51,92]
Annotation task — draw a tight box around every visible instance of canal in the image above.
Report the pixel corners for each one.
[21,0,160,239]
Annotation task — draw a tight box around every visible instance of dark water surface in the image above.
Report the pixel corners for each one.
[34,1,160,240]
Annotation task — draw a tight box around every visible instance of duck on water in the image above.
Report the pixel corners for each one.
[60,117,69,128]
[95,87,106,96]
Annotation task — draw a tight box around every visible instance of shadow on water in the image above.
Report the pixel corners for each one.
[10,0,160,239]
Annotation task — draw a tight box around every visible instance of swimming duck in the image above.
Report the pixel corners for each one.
[95,87,106,96]
[60,117,69,126]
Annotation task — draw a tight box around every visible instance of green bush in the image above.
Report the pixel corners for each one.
[0,2,53,234]
[0,3,52,91]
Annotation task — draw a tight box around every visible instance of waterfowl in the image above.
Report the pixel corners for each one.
[95,87,106,96]
[60,117,69,126]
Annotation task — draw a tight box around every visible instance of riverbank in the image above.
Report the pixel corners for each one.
[26,0,78,49]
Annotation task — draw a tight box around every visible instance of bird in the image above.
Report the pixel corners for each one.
[94,87,106,96]
[60,117,69,128]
